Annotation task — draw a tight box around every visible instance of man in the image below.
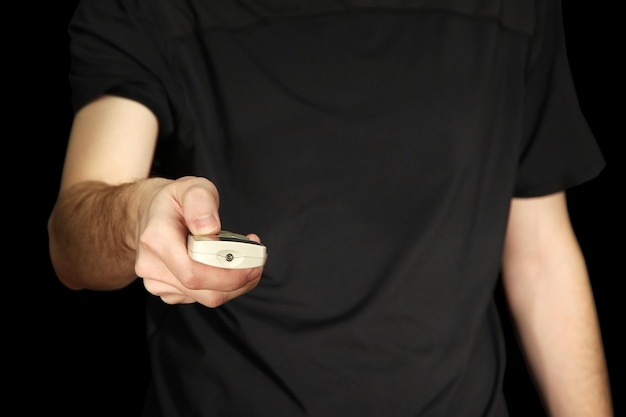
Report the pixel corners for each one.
[49,0,613,415]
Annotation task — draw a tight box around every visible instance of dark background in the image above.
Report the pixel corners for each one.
[32,2,621,416]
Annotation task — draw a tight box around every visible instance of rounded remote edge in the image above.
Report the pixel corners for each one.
[187,230,267,269]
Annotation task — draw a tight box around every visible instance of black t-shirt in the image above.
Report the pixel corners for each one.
[68,1,605,416]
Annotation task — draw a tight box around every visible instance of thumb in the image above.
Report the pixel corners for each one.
[179,177,221,235]
[189,212,220,236]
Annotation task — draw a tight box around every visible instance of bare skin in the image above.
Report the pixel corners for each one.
[502,193,613,416]
[48,95,613,415]
[48,96,262,307]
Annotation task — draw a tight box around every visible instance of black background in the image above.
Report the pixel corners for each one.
[29,2,621,416]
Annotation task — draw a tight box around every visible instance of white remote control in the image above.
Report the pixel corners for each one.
[187,230,267,269]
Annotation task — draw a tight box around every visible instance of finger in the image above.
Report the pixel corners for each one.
[178,177,221,235]
[193,275,262,308]
[246,233,262,244]
[143,269,261,308]
[181,262,264,293]
[142,279,195,304]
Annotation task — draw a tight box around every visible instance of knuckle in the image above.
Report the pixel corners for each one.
[184,179,219,203]
[203,292,229,308]
[178,269,202,290]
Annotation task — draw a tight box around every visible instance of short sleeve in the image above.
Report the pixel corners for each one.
[514,0,605,197]
[68,0,175,138]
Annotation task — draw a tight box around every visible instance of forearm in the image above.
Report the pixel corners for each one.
[503,247,613,416]
[48,178,170,291]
